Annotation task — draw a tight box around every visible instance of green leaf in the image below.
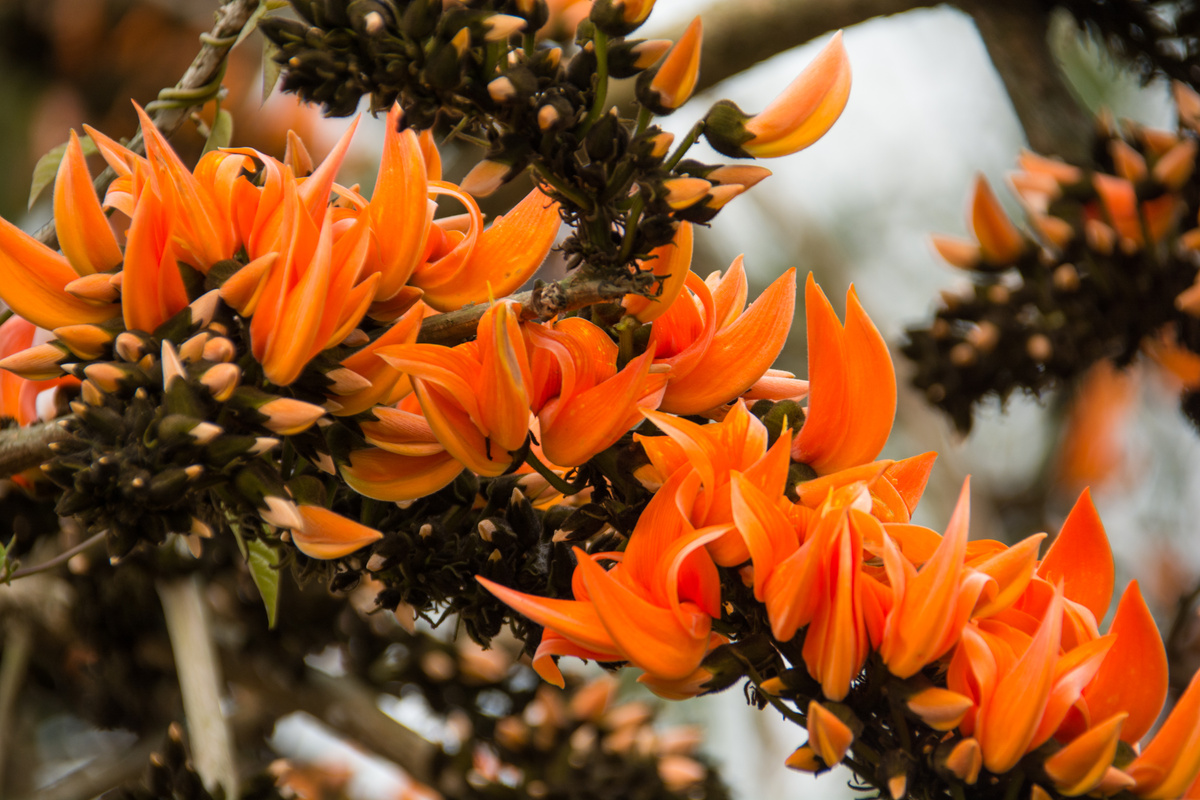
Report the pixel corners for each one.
[262,39,284,103]
[247,538,281,628]
[28,136,99,209]
[0,537,13,583]
[202,108,234,155]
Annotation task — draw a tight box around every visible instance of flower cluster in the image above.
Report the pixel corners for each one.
[2,3,1198,799]
[482,278,1200,797]
[905,83,1200,432]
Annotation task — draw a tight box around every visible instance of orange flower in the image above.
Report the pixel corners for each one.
[1078,581,1168,744]
[637,400,792,566]
[931,175,1025,269]
[947,587,1115,774]
[1043,712,1126,796]
[1054,360,1137,492]
[406,183,561,312]
[792,273,895,474]
[806,700,854,767]
[364,104,437,307]
[731,479,874,700]
[640,17,702,112]
[704,32,851,159]
[525,317,668,465]
[1127,669,1200,798]
[289,505,384,559]
[329,301,426,417]
[479,468,729,686]
[878,480,983,678]
[377,301,531,476]
[649,260,796,415]
[0,137,121,330]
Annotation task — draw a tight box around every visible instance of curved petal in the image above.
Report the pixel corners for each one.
[1082,580,1168,744]
[422,187,561,312]
[54,131,122,276]
[575,547,710,681]
[0,215,118,330]
[477,574,620,656]
[658,267,796,414]
[341,447,464,501]
[743,32,852,158]
[292,505,383,559]
[368,104,433,299]
[1037,488,1114,621]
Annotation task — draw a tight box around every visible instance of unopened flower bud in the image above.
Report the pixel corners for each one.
[589,0,656,36]
[636,18,701,115]
[484,14,526,41]
[461,159,514,198]
[201,362,241,401]
[64,272,119,303]
[608,38,671,78]
[0,342,69,380]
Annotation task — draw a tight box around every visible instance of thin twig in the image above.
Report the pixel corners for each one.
[4,531,106,583]
[33,0,262,249]
[158,576,240,800]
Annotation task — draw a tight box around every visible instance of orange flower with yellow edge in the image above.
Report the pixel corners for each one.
[649,259,796,415]
[792,272,895,475]
[704,32,851,159]
[478,467,730,687]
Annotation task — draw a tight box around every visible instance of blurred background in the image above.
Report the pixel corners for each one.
[0,0,1196,797]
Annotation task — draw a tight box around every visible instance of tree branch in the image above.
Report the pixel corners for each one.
[418,273,635,344]
[231,663,439,785]
[959,0,1094,163]
[0,619,32,790]
[0,420,70,478]
[689,0,940,96]
[158,576,240,800]
[34,0,262,249]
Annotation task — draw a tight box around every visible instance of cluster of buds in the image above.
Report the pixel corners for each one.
[261,0,851,279]
[365,629,729,800]
[904,83,1200,432]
